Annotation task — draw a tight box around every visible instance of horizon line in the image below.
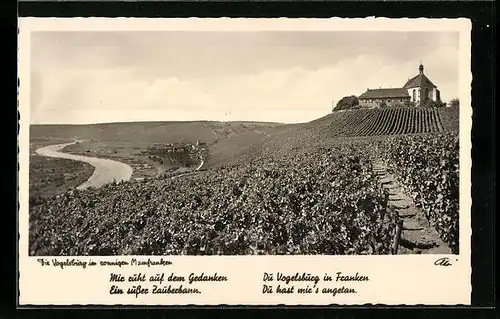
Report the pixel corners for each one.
[29,119,294,126]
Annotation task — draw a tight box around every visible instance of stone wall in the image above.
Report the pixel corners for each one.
[359,97,411,108]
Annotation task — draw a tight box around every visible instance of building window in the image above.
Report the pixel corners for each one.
[412,89,416,102]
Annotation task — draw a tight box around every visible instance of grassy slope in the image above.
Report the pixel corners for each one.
[30,121,282,145]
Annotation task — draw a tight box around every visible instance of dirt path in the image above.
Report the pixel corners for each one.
[195,159,205,171]
[170,159,205,180]
[372,158,451,254]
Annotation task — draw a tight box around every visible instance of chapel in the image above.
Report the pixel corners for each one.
[358,64,441,108]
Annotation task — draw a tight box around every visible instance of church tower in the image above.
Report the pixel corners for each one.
[403,63,440,106]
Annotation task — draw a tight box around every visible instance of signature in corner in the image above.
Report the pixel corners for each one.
[434,257,453,267]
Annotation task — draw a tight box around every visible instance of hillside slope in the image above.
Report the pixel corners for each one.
[223,106,459,166]
[30,121,282,145]
[311,106,459,137]
[30,107,459,169]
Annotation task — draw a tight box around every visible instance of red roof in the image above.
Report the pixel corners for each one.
[358,88,410,99]
[403,73,437,89]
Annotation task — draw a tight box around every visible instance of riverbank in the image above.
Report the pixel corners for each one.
[61,141,161,179]
[35,142,133,190]
[29,155,95,200]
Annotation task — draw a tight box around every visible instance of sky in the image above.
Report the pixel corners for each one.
[30,31,459,124]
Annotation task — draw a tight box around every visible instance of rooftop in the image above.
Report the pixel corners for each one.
[403,73,437,89]
[403,64,437,89]
[359,88,410,99]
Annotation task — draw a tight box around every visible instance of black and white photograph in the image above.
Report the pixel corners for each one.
[18,17,473,306]
[26,28,462,257]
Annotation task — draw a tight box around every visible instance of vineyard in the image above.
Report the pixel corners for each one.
[30,141,403,256]
[381,133,459,253]
[29,106,461,256]
[312,106,459,137]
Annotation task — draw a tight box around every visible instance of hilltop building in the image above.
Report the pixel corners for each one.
[358,88,410,108]
[358,64,440,108]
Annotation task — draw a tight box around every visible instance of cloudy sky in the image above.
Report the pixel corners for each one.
[30,31,459,124]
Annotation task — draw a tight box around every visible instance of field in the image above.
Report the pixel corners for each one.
[28,106,460,256]
[29,155,95,201]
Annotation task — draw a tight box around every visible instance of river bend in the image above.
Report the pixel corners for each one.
[35,142,133,190]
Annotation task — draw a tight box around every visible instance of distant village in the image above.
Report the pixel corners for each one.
[141,139,208,167]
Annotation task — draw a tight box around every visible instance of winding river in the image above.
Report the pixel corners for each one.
[35,142,133,190]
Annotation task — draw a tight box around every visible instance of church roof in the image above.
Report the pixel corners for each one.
[359,88,410,99]
[403,73,437,89]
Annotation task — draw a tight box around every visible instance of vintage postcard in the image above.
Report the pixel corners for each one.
[18,17,472,305]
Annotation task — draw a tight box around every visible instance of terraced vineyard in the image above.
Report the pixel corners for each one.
[313,106,458,137]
